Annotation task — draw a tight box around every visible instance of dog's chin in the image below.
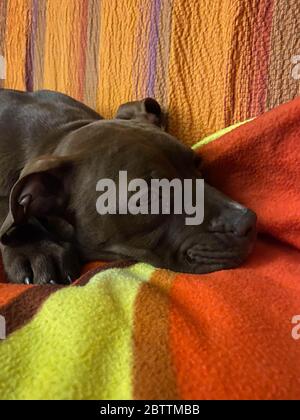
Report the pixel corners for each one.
[187,259,244,275]
[176,255,249,275]
[178,239,256,274]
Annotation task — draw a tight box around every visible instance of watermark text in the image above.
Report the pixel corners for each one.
[0,55,5,80]
[0,314,6,340]
[96,171,204,225]
[292,315,300,340]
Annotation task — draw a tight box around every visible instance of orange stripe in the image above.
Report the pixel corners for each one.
[167,0,234,146]
[132,0,152,99]
[43,0,83,97]
[133,269,178,400]
[4,0,31,90]
[0,283,33,307]
[96,0,140,118]
[170,239,300,399]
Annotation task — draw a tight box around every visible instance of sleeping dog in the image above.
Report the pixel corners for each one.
[0,89,257,284]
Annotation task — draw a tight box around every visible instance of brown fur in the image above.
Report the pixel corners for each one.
[0,89,256,284]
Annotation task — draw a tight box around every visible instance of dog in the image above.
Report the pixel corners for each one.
[0,89,257,284]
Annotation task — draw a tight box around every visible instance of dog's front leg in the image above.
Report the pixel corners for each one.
[0,212,81,285]
[0,154,83,285]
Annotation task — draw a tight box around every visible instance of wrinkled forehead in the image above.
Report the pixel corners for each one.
[70,121,198,179]
[112,126,196,174]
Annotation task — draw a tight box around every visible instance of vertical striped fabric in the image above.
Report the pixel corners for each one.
[0,0,299,145]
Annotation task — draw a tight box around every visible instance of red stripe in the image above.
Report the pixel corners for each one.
[248,0,274,116]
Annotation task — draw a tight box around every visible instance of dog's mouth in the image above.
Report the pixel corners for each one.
[179,228,257,274]
[184,249,249,273]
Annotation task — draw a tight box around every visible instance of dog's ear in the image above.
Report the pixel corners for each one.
[0,155,73,244]
[115,98,165,128]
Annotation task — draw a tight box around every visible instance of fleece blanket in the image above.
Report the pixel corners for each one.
[0,0,300,145]
[0,97,300,400]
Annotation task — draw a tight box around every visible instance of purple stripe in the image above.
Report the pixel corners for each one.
[147,0,161,97]
[134,2,148,98]
[25,0,38,92]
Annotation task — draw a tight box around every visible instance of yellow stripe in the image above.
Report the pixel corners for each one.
[192,119,253,150]
[0,263,155,400]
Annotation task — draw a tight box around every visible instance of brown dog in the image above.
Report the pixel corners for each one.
[0,89,256,284]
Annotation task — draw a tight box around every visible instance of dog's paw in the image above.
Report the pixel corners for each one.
[2,240,81,285]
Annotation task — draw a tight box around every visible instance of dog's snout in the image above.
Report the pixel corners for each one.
[233,209,257,237]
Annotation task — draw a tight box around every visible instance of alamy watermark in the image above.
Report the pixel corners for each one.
[291,315,300,341]
[0,314,6,340]
[96,171,204,225]
[291,55,300,80]
[0,55,5,80]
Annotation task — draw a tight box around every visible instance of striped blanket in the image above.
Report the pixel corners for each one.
[0,0,300,400]
[0,0,300,145]
[1,97,300,399]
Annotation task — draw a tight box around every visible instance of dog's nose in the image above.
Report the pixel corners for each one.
[233,209,257,237]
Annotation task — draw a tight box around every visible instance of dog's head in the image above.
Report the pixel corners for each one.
[1,98,256,274]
